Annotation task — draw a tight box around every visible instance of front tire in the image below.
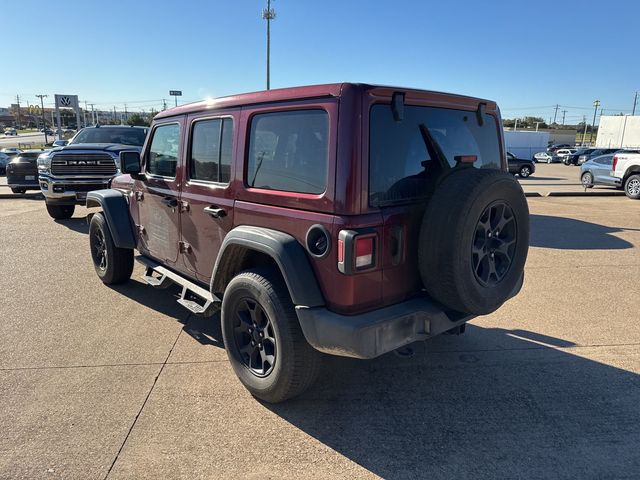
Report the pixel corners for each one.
[89,212,133,284]
[519,166,531,178]
[624,174,640,199]
[221,269,321,403]
[581,172,594,188]
[46,203,75,219]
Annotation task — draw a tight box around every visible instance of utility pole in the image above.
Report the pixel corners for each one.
[552,104,560,124]
[83,101,88,127]
[36,94,48,143]
[15,94,21,128]
[513,118,518,131]
[561,110,567,125]
[591,99,601,144]
[633,91,638,116]
[581,115,588,147]
[162,99,167,111]
[89,104,96,125]
[113,106,116,124]
[262,0,276,90]
[124,104,128,122]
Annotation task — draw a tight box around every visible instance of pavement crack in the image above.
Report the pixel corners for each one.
[103,324,185,480]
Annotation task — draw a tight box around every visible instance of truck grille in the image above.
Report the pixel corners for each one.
[51,153,117,176]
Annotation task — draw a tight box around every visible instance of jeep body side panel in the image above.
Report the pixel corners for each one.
[86,189,137,249]
[211,225,325,308]
[180,109,241,283]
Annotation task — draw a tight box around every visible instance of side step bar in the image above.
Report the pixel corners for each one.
[136,255,220,316]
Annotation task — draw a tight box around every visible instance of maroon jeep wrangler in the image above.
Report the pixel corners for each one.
[86,83,529,402]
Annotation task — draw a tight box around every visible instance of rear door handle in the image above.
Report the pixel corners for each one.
[204,206,227,218]
[161,197,178,208]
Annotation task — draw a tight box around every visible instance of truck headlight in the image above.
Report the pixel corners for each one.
[37,154,51,174]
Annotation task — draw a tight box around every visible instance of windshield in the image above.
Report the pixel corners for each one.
[71,127,147,146]
[369,104,502,206]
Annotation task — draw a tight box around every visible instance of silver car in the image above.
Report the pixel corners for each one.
[580,154,621,189]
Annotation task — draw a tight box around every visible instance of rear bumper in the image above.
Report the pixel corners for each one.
[296,296,474,359]
[39,175,112,205]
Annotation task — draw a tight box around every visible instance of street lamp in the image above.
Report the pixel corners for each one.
[262,0,276,90]
[591,100,601,145]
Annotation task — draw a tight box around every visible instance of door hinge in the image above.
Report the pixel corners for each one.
[179,241,192,254]
[136,224,146,235]
[134,191,144,201]
[179,200,190,213]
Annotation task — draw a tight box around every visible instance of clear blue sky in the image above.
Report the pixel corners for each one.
[2,0,639,123]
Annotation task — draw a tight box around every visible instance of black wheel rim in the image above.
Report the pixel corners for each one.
[91,228,107,272]
[472,201,517,287]
[232,298,276,377]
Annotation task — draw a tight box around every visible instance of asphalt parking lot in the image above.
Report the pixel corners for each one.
[1,194,639,479]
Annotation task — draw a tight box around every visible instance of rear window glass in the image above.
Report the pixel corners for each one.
[190,118,233,183]
[246,110,328,194]
[71,127,147,146]
[369,104,501,206]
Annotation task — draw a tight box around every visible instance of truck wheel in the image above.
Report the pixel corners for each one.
[581,172,594,188]
[89,212,133,284]
[221,268,321,403]
[46,204,75,219]
[419,168,529,315]
[624,174,640,199]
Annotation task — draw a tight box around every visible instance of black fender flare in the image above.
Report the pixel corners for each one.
[86,189,136,249]
[211,226,324,308]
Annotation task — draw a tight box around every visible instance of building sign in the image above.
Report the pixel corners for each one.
[54,94,81,139]
[169,90,182,96]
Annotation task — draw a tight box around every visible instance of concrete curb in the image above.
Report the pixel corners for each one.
[0,193,43,200]
[524,190,626,198]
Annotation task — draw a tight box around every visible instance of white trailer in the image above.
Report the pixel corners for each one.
[503,130,550,160]
[596,116,640,149]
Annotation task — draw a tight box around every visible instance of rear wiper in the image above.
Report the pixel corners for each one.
[419,123,450,172]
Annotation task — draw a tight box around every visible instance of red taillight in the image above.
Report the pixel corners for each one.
[612,155,618,172]
[337,239,345,263]
[355,237,374,269]
[337,230,377,274]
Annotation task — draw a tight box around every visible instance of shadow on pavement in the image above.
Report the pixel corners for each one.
[54,217,89,234]
[266,325,639,479]
[530,214,636,249]
[109,280,223,348]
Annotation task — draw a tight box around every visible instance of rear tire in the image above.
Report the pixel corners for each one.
[221,268,321,403]
[46,203,75,219]
[418,168,529,315]
[624,174,640,199]
[89,212,133,284]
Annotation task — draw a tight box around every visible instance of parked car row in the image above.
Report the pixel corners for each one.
[579,151,640,199]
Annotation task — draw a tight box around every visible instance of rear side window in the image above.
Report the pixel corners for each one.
[246,110,328,194]
[369,104,501,206]
[190,118,233,183]
[147,123,180,177]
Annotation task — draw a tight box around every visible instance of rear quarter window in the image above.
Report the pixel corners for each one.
[246,110,329,194]
[369,104,502,206]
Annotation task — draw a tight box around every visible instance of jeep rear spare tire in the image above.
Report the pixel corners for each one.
[418,168,529,315]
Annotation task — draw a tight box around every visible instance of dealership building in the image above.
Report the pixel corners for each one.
[596,116,640,149]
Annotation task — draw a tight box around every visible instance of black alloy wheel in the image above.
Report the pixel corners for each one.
[232,298,277,377]
[472,201,517,287]
[91,227,108,273]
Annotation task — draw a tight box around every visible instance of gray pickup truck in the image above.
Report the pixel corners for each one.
[37,125,147,219]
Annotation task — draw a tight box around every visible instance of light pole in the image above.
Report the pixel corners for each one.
[633,91,638,116]
[262,0,276,90]
[591,100,601,145]
[36,94,48,143]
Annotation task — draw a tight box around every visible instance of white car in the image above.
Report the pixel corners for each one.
[534,152,553,163]
[554,148,576,163]
[611,151,640,199]
[4,128,17,136]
